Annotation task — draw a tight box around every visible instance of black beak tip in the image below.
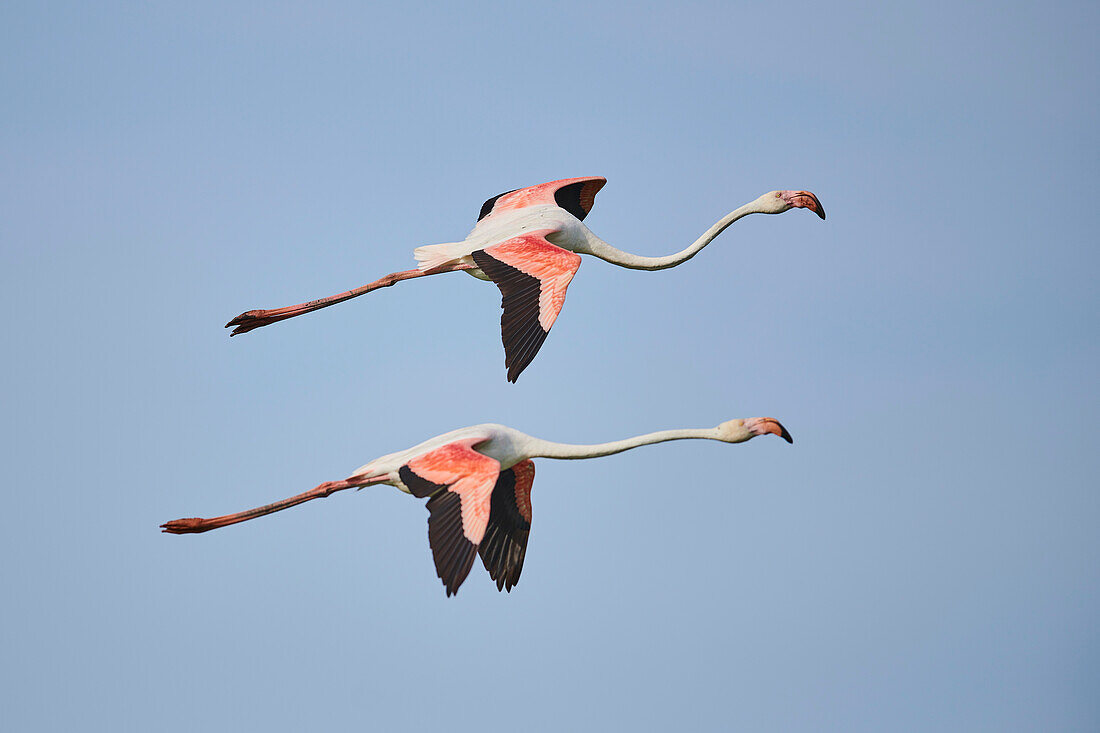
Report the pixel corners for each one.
[780,425,794,443]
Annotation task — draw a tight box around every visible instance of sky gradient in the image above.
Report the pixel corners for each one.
[2,2,1098,730]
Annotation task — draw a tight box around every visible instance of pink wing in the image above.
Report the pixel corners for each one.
[399,440,500,596]
[478,460,535,592]
[471,231,583,382]
[478,176,606,222]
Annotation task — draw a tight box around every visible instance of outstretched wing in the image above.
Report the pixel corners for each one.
[477,176,606,222]
[471,231,582,382]
[398,440,500,596]
[478,460,535,592]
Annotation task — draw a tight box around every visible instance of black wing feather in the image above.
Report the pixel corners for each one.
[425,491,479,597]
[553,180,603,221]
[470,250,550,383]
[398,465,448,499]
[478,469,532,592]
[471,235,581,383]
[477,188,519,221]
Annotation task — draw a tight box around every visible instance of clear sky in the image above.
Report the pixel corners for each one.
[2,1,1097,730]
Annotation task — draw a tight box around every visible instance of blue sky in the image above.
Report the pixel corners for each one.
[2,2,1097,730]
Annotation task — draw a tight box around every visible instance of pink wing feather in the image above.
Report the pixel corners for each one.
[478,176,606,221]
[471,231,582,382]
[399,440,500,596]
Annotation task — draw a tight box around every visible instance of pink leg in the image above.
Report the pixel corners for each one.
[161,475,384,534]
[225,262,474,335]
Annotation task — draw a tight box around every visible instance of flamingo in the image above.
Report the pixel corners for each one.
[226,177,824,381]
[162,417,793,596]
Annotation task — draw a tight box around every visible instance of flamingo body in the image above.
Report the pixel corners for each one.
[227,176,824,381]
[411,176,604,275]
[162,418,793,596]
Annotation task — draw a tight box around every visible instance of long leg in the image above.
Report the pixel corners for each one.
[225,262,474,335]
[161,475,385,534]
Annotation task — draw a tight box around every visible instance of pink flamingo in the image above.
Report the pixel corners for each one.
[226,177,825,381]
[162,417,793,596]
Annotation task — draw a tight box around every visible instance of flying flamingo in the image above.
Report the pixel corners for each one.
[226,177,825,381]
[162,417,793,596]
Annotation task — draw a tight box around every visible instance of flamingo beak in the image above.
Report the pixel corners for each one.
[745,417,794,444]
[781,190,826,220]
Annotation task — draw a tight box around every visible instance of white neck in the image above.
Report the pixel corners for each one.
[579,201,763,270]
[528,427,723,460]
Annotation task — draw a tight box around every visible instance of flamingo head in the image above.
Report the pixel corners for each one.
[716,417,794,444]
[757,190,826,219]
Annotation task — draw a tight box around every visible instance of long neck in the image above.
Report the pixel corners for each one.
[528,427,722,460]
[581,201,762,270]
